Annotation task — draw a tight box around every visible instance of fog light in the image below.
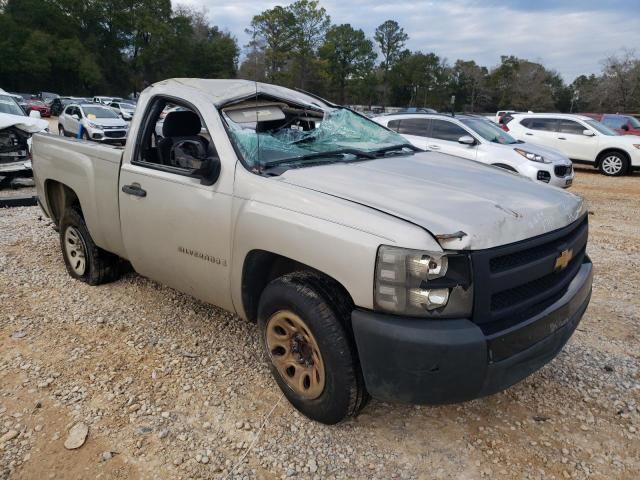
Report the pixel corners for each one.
[537,171,551,183]
[408,288,450,311]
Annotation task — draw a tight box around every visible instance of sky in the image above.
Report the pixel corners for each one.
[176,0,640,82]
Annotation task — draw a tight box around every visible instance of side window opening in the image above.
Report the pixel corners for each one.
[136,97,218,175]
[557,120,585,135]
[431,119,468,141]
[396,118,429,137]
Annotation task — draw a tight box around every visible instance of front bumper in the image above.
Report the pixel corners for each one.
[0,159,32,175]
[351,256,592,404]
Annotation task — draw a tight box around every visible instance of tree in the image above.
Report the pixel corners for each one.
[319,24,376,103]
[374,20,408,106]
[600,50,640,112]
[452,60,488,112]
[246,6,297,84]
[288,0,331,90]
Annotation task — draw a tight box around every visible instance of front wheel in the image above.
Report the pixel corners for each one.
[258,272,368,424]
[82,130,90,141]
[598,152,629,176]
[58,124,65,136]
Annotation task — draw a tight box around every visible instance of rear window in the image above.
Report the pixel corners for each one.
[602,115,627,130]
[520,118,557,132]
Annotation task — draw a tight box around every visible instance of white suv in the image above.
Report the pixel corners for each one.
[374,113,574,188]
[506,113,640,176]
[58,103,128,144]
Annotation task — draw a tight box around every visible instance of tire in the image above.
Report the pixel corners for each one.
[258,271,368,424]
[598,151,629,176]
[58,124,65,136]
[59,208,122,285]
[82,130,90,141]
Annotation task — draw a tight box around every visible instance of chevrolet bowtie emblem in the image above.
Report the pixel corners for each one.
[555,248,573,271]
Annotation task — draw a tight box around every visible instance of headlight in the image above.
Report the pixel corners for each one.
[633,144,640,150]
[514,147,549,163]
[87,122,99,129]
[374,245,473,317]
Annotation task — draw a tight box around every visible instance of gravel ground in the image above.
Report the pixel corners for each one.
[1,168,639,480]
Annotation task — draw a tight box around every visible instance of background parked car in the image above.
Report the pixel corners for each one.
[24,99,51,117]
[38,91,59,107]
[581,113,640,136]
[375,113,575,188]
[50,97,83,116]
[58,103,128,144]
[108,101,136,120]
[93,96,114,105]
[0,92,48,177]
[506,113,640,176]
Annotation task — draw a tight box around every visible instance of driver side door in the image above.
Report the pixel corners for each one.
[118,94,236,311]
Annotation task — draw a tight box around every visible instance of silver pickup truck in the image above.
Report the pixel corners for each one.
[32,79,593,424]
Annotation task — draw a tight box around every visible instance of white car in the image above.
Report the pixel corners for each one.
[374,113,575,188]
[58,103,128,144]
[93,96,114,105]
[505,113,640,176]
[108,101,136,121]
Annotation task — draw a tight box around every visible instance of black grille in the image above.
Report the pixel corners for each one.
[554,165,572,177]
[471,215,588,326]
[104,130,126,138]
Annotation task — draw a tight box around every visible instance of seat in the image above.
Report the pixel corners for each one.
[158,110,211,168]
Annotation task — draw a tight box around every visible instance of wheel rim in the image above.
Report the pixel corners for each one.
[266,310,325,399]
[64,226,87,275]
[602,155,623,175]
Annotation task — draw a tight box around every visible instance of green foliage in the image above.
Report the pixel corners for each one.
[0,0,239,96]
[319,24,376,103]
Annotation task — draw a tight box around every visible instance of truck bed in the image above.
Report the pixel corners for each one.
[32,134,127,257]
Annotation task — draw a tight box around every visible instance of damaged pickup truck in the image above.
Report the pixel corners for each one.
[32,79,593,424]
[1,92,48,177]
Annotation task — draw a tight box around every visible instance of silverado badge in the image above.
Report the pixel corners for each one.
[554,248,573,271]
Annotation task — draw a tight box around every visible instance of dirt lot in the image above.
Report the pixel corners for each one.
[1,168,639,480]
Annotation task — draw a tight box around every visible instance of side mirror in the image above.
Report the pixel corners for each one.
[621,124,630,131]
[29,110,41,119]
[72,114,80,120]
[582,129,595,136]
[458,135,476,146]
[191,157,221,186]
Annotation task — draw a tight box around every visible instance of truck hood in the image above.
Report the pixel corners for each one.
[277,152,585,250]
[0,113,48,133]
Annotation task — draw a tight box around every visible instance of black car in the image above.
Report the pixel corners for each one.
[51,97,77,116]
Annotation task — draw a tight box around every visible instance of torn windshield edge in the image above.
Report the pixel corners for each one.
[219,94,415,175]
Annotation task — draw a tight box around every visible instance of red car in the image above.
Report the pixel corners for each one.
[581,113,640,135]
[25,99,51,117]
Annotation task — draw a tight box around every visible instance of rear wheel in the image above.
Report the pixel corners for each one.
[59,208,122,285]
[258,272,368,424]
[598,152,629,176]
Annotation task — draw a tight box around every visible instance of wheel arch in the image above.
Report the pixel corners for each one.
[44,179,83,226]
[240,249,354,324]
[491,163,518,173]
[595,148,630,168]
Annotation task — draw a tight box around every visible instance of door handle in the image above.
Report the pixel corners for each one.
[122,184,147,197]
[525,133,533,136]
[427,145,440,150]
[558,137,567,140]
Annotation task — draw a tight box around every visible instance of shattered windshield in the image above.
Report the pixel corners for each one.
[225,105,412,169]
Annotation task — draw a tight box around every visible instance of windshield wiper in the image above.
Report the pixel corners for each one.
[370,144,421,156]
[262,148,375,169]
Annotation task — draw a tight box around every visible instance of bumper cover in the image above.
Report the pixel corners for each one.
[352,257,593,404]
